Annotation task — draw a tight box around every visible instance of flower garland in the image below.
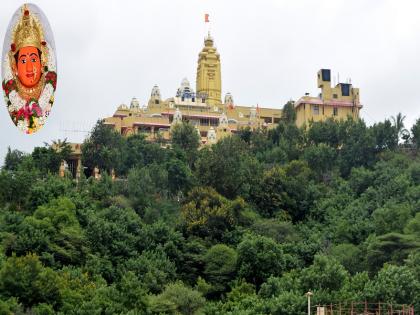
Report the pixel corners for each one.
[2,42,57,134]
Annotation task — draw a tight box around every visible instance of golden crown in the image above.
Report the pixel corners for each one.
[11,4,45,53]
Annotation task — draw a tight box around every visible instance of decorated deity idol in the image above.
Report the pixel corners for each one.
[2,4,57,134]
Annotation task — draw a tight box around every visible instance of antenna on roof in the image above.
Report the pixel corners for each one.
[337,72,340,84]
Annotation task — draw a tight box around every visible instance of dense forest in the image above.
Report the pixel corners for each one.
[1,104,420,314]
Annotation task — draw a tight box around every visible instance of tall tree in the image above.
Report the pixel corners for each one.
[3,147,26,171]
[81,120,126,175]
[391,112,409,143]
[171,121,200,166]
[195,136,261,199]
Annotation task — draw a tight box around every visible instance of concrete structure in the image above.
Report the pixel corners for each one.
[295,69,362,127]
[103,33,282,145]
[62,33,364,178]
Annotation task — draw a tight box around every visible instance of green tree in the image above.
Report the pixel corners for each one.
[32,139,72,175]
[0,254,60,308]
[251,161,315,221]
[365,264,420,307]
[203,244,237,296]
[329,243,363,274]
[149,281,205,315]
[412,118,420,149]
[167,158,194,196]
[85,205,144,274]
[281,101,297,124]
[171,121,200,166]
[338,118,375,176]
[307,118,340,147]
[81,120,126,175]
[122,248,176,294]
[3,147,26,171]
[237,234,287,287]
[365,233,420,274]
[391,112,409,144]
[300,255,349,292]
[195,136,261,199]
[303,143,337,179]
[181,187,246,240]
[371,119,398,151]
[10,198,87,267]
[404,212,420,237]
[372,202,412,235]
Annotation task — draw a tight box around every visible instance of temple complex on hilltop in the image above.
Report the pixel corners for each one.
[63,32,363,178]
[102,33,282,145]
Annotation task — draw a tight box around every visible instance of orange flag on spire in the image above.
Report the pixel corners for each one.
[205,14,209,23]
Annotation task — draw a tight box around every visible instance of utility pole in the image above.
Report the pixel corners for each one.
[305,291,313,315]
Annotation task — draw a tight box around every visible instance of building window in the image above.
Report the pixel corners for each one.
[155,100,159,104]
[181,97,185,102]
[333,94,338,99]
[262,116,272,123]
[333,107,338,116]
[341,84,350,96]
[313,105,320,115]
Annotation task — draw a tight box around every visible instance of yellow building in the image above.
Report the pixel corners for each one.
[103,33,282,145]
[295,69,362,127]
[61,34,364,178]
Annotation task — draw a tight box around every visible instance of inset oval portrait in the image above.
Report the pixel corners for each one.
[2,3,57,134]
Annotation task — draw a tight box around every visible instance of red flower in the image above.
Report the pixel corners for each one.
[45,71,57,90]
[11,43,16,52]
[41,41,46,46]
[24,10,29,16]
[8,80,13,85]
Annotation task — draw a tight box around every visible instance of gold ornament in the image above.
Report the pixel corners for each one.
[15,75,45,101]
[11,4,44,52]
[9,4,48,75]
[8,4,49,101]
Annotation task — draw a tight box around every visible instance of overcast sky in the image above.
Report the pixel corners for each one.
[1,0,420,164]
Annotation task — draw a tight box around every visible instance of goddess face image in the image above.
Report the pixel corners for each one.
[2,3,57,134]
[16,46,42,88]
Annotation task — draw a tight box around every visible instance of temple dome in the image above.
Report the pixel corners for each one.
[176,78,195,99]
[130,97,140,109]
[118,103,128,110]
[224,92,234,107]
[151,85,161,99]
[219,112,228,127]
[172,107,183,124]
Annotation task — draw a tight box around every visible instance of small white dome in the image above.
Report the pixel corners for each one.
[118,103,128,110]
[224,92,234,105]
[219,112,228,127]
[130,97,140,109]
[151,85,161,99]
[176,78,195,98]
[172,107,183,125]
[207,127,217,143]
